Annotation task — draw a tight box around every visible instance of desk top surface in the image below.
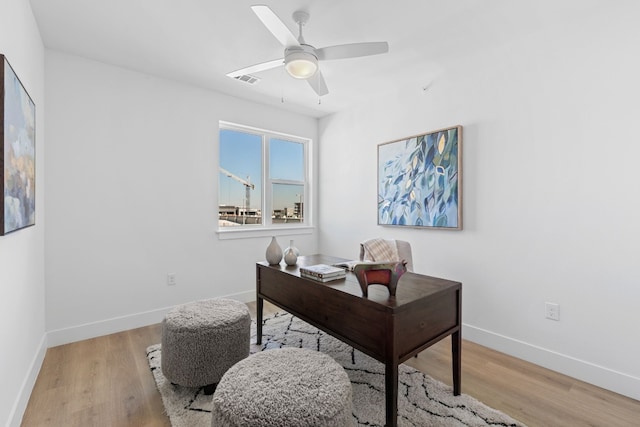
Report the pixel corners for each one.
[258,253,461,309]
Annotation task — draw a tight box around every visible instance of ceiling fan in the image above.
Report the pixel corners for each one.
[227,5,389,97]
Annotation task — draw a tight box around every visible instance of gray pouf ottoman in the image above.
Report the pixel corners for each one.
[161,298,250,394]
[211,347,354,427]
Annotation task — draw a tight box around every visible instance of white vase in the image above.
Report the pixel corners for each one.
[265,236,283,265]
[283,239,299,266]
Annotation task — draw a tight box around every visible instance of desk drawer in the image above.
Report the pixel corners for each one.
[396,289,459,358]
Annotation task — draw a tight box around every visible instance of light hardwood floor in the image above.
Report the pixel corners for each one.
[22,302,639,426]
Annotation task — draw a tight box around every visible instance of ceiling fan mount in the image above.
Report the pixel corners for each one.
[291,10,310,29]
[226,5,389,97]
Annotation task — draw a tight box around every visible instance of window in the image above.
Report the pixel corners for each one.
[218,122,309,233]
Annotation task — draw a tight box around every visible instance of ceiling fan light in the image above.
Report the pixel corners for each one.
[285,51,318,79]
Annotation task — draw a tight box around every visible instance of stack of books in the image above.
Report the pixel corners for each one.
[299,264,346,282]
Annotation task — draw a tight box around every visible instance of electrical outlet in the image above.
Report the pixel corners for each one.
[545,302,559,321]
[167,273,177,286]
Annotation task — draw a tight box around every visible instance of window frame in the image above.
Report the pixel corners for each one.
[217,121,313,239]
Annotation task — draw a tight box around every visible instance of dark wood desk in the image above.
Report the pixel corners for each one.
[256,254,462,427]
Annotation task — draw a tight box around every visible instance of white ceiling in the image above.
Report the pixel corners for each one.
[29,0,606,118]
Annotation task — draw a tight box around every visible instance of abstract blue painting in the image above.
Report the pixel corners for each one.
[1,55,36,235]
[378,126,462,229]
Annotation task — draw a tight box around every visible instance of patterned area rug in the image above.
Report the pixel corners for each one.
[147,312,526,427]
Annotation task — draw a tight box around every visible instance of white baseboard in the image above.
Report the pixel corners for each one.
[462,323,640,401]
[6,334,47,427]
[47,289,256,347]
[227,289,256,304]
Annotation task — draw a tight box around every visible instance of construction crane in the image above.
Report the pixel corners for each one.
[219,167,255,212]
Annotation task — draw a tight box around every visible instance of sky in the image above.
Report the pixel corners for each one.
[219,128,304,212]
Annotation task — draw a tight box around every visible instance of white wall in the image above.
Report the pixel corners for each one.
[0,1,46,426]
[318,4,640,399]
[44,51,318,344]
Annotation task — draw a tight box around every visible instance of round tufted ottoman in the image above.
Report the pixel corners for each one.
[161,298,250,393]
[211,347,354,427]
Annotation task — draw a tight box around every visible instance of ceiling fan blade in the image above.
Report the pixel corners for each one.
[251,5,299,47]
[316,41,389,61]
[226,58,284,78]
[307,69,329,97]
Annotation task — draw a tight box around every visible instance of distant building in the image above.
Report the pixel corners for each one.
[219,205,262,225]
[219,205,236,216]
[237,207,260,216]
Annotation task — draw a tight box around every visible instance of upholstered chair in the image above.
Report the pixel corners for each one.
[359,238,414,272]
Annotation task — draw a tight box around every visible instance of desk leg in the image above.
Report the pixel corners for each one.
[452,330,461,395]
[257,297,263,345]
[385,361,399,427]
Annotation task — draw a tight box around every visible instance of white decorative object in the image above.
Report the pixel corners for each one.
[283,239,299,266]
[265,236,283,265]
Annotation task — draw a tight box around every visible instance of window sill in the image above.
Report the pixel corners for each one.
[216,225,315,240]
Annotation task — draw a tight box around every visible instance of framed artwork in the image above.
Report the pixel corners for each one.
[378,125,462,230]
[1,54,36,235]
